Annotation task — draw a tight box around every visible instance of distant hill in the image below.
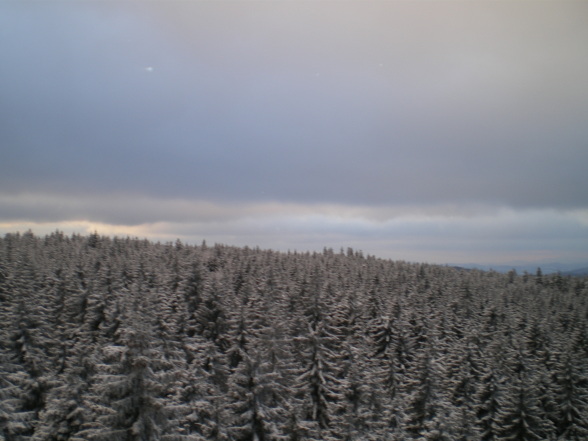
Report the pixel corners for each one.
[561,267,588,276]
[451,262,588,276]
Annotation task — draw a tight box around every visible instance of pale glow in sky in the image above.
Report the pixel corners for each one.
[1,1,588,266]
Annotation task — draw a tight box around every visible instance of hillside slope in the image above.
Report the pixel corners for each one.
[1,232,587,440]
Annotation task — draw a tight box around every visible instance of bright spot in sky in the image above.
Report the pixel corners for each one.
[145,66,154,72]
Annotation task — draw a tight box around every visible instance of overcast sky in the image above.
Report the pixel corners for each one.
[2,0,588,265]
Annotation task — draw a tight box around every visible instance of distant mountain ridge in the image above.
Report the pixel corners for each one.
[561,266,588,276]
[450,262,588,276]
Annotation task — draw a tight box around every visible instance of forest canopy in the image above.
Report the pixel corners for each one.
[1,231,587,440]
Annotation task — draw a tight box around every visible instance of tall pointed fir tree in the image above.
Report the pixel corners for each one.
[330,284,384,440]
[226,349,287,441]
[443,340,481,440]
[493,347,555,441]
[397,334,452,440]
[292,274,346,441]
[170,332,229,441]
[0,241,53,440]
[32,260,98,441]
[473,343,505,441]
[369,298,416,434]
[171,270,231,441]
[78,281,179,441]
[551,343,588,440]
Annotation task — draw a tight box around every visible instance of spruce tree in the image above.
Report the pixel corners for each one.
[494,348,554,441]
[551,348,588,440]
[79,286,178,441]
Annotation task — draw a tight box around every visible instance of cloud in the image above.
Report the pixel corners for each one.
[1,192,586,265]
[0,191,488,226]
[2,1,588,209]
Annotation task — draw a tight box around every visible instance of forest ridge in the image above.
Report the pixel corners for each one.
[1,232,587,440]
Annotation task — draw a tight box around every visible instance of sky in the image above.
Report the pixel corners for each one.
[2,0,588,266]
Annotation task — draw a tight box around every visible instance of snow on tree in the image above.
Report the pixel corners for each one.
[226,350,287,441]
[397,339,452,440]
[1,232,587,441]
[78,283,179,441]
[493,347,555,441]
[473,348,505,441]
[551,344,588,440]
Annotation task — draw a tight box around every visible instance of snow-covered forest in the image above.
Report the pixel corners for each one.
[1,231,587,441]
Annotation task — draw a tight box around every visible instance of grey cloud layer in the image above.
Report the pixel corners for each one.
[0,192,498,226]
[2,1,588,209]
[2,192,586,264]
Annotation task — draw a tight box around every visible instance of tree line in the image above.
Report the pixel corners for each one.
[1,231,587,440]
